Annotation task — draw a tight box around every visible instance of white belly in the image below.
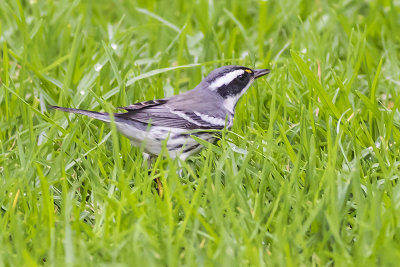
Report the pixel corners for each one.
[116,123,215,160]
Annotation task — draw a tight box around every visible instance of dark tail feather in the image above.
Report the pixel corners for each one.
[49,105,111,123]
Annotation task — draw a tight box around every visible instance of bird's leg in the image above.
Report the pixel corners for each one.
[155,176,164,198]
[146,154,163,197]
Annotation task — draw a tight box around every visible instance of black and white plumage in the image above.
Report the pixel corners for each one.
[50,65,270,160]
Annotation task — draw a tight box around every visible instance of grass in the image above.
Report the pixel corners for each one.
[1,0,400,265]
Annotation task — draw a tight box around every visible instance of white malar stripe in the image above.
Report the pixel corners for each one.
[194,112,226,126]
[209,69,245,90]
[223,97,238,114]
[223,82,252,113]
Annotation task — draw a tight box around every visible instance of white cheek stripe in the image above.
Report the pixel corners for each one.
[209,69,245,90]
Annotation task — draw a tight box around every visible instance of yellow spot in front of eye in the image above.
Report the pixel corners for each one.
[245,69,252,73]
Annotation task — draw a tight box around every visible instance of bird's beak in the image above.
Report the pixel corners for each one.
[253,69,270,79]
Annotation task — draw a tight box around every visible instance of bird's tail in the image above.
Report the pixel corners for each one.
[49,105,112,123]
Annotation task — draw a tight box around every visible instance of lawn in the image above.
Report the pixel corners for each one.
[1,0,400,265]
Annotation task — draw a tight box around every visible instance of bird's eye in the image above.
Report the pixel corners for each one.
[238,74,246,81]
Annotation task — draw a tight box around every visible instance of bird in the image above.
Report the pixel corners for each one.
[50,65,270,161]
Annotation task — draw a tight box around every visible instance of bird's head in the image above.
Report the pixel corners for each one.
[200,65,270,113]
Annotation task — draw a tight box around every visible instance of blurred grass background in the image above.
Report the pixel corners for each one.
[1,0,400,265]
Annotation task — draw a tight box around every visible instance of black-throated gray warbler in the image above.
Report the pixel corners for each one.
[50,65,270,160]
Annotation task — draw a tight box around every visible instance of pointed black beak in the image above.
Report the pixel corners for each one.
[253,69,270,79]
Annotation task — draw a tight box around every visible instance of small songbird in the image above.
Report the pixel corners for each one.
[50,65,270,160]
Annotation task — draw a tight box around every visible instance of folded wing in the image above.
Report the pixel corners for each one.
[116,104,227,130]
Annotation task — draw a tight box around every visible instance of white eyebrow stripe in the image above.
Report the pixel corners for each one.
[209,69,245,90]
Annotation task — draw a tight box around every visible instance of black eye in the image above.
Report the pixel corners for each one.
[238,74,246,81]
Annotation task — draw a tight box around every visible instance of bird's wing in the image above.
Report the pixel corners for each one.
[52,90,229,130]
[115,104,227,130]
[118,99,168,111]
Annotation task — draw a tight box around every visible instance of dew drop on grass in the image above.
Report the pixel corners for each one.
[38,131,47,146]
[111,43,117,50]
[94,64,103,72]
[241,51,249,59]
